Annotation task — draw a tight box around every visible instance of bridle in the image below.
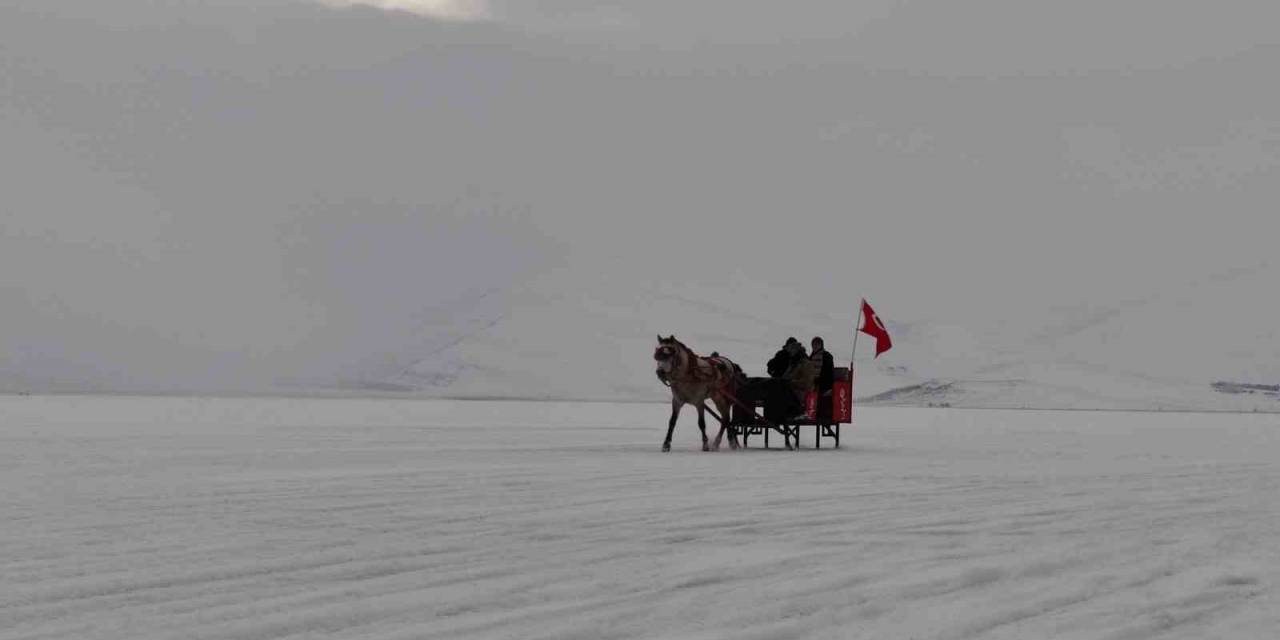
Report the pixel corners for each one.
[654,344,680,387]
[655,339,725,388]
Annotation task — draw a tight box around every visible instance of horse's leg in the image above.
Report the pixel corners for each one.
[711,397,726,450]
[715,397,739,450]
[663,399,682,452]
[696,404,710,451]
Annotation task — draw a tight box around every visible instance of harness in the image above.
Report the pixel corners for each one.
[654,342,736,393]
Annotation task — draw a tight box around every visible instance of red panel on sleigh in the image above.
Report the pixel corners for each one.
[804,379,853,423]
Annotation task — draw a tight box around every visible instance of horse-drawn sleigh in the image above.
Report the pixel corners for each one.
[653,335,853,452]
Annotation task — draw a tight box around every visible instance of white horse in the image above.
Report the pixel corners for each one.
[653,335,742,452]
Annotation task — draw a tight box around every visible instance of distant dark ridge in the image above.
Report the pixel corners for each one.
[1211,381,1280,396]
[860,381,957,404]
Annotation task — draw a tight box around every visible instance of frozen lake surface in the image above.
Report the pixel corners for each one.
[2,396,1279,639]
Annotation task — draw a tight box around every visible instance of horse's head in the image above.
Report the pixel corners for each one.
[654,335,683,383]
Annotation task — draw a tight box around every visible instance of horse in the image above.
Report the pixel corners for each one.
[653,335,743,452]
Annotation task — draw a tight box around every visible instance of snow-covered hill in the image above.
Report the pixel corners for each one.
[372,259,1280,412]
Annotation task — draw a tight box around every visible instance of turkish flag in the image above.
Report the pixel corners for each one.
[859,299,893,358]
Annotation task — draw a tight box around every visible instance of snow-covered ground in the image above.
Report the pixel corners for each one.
[3,395,1278,639]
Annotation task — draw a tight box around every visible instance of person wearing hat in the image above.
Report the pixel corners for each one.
[767,337,798,378]
[810,336,835,426]
[810,337,834,393]
[764,338,808,421]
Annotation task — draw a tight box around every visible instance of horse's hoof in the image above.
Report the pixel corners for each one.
[702,444,711,452]
[662,443,671,452]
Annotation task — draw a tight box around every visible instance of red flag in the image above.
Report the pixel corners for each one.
[859,299,892,358]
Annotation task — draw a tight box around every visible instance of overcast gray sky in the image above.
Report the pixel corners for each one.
[3,0,1279,394]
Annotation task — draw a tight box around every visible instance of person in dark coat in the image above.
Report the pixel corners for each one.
[810,337,834,393]
[810,336,835,425]
[764,338,802,421]
[767,338,797,378]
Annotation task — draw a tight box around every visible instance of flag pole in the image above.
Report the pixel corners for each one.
[851,298,862,372]
[850,298,863,430]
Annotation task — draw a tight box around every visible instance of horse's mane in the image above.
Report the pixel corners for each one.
[671,338,695,359]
